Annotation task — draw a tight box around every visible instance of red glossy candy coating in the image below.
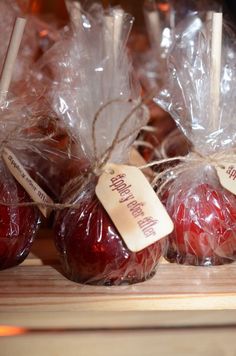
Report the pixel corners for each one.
[54,180,162,285]
[164,183,236,265]
[0,172,39,270]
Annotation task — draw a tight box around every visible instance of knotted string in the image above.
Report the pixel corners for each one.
[0,90,154,212]
[138,148,236,195]
[60,92,152,205]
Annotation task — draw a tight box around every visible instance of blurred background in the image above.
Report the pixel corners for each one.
[21,0,236,29]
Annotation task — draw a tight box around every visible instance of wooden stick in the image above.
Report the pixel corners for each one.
[210,12,223,132]
[0,17,26,105]
[113,9,124,61]
[144,9,161,51]
[104,14,114,57]
[66,0,82,31]
[104,9,124,63]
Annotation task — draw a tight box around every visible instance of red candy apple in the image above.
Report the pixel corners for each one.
[53,179,162,285]
[0,166,39,270]
[164,181,236,266]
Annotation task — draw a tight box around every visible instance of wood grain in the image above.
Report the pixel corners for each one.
[1,230,236,329]
[1,310,236,329]
[1,230,236,355]
[1,328,236,356]
[1,262,236,312]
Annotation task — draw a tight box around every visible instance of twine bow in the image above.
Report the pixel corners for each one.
[0,89,155,212]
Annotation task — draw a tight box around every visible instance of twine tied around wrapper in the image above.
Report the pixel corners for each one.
[0,117,59,156]
[60,92,152,205]
[0,93,62,155]
[0,104,68,212]
[1,90,235,214]
[139,149,236,196]
[0,90,153,212]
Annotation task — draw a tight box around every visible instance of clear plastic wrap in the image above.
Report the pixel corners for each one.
[137,2,224,164]
[0,1,37,86]
[0,0,61,95]
[37,4,163,285]
[0,100,40,270]
[138,126,192,163]
[8,20,87,202]
[134,0,197,163]
[141,0,222,92]
[155,13,236,266]
[54,177,162,285]
[21,99,87,201]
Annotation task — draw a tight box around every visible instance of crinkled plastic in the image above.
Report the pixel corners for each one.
[0,1,79,202]
[0,102,40,270]
[37,4,163,285]
[134,1,198,162]
[0,0,61,95]
[163,165,236,266]
[136,1,222,162]
[21,102,88,201]
[138,125,191,163]
[155,13,236,265]
[0,1,37,88]
[141,0,222,92]
[54,178,162,285]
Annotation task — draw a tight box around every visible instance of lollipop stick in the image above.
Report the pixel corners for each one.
[113,9,124,61]
[0,17,26,105]
[144,9,161,51]
[210,12,223,131]
[66,0,82,30]
[104,14,114,57]
[104,9,124,62]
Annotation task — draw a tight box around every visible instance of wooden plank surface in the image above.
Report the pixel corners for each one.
[1,230,236,326]
[1,230,236,355]
[1,310,236,329]
[2,262,236,312]
[1,328,236,356]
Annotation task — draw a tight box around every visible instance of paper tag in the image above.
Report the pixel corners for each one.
[95,163,174,252]
[216,163,236,195]
[2,148,53,217]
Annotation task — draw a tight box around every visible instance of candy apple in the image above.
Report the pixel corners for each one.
[164,182,236,265]
[54,179,162,285]
[0,168,39,270]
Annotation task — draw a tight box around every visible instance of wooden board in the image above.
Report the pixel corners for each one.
[2,258,236,313]
[1,230,236,318]
[1,328,236,356]
[1,230,236,355]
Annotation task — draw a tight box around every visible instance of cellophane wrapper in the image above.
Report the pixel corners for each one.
[134,0,200,162]
[0,0,61,95]
[0,99,40,270]
[141,0,222,92]
[15,93,86,203]
[36,3,163,285]
[136,1,222,163]
[155,13,236,266]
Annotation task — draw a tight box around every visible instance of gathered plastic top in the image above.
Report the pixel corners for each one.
[0,96,53,154]
[156,12,236,154]
[34,3,148,166]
